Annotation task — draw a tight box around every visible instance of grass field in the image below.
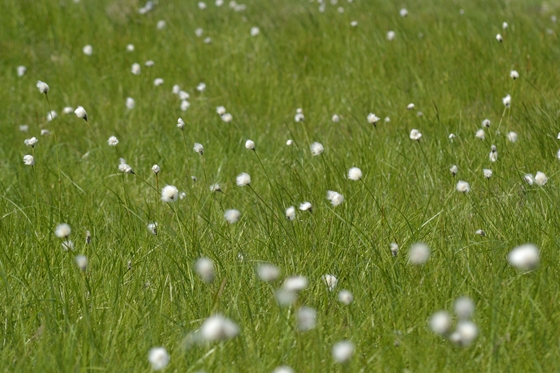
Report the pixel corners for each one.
[1,0,560,371]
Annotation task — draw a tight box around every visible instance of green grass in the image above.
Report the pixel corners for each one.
[1,0,560,371]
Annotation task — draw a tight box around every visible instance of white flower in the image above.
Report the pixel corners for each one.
[496,33,503,42]
[448,133,456,140]
[429,311,452,335]
[350,20,358,27]
[450,165,458,176]
[294,113,304,122]
[483,169,493,179]
[126,44,134,52]
[157,20,166,29]
[332,341,355,363]
[60,107,72,115]
[510,70,519,79]
[489,145,498,162]
[195,257,215,283]
[508,243,540,270]
[332,114,340,122]
[179,192,186,200]
[390,242,399,257]
[177,118,185,130]
[535,171,548,186]
[221,113,233,122]
[149,165,160,176]
[179,91,190,100]
[367,113,380,125]
[408,243,430,265]
[180,100,190,111]
[454,296,475,320]
[215,0,223,6]
[198,1,207,9]
[482,119,491,128]
[193,143,204,155]
[199,314,240,342]
[327,190,344,207]
[210,183,221,192]
[41,129,50,136]
[299,202,312,211]
[257,263,280,282]
[502,22,508,29]
[250,26,260,36]
[322,274,338,291]
[456,180,470,193]
[283,276,308,292]
[475,229,486,236]
[245,139,255,150]
[285,206,296,221]
[224,209,241,224]
[107,136,119,146]
[24,137,38,147]
[524,174,534,185]
[216,106,226,115]
[272,366,294,373]
[23,155,35,166]
[83,44,93,56]
[407,103,415,110]
[126,97,135,109]
[55,223,71,238]
[118,159,134,174]
[74,106,88,121]
[47,110,57,121]
[154,78,164,86]
[161,185,179,202]
[475,129,485,140]
[286,139,293,146]
[310,142,324,156]
[147,222,158,235]
[196,82,206,92]
[503,94,511,108]
[172,85,181,95]
[409,129,422,141]
[348,167,363,181]
[399,8,408,17]
[236,172,251,186]
[145,60,154,67]
[387,30,396,40]
[204,37,212,44]
[338,290,353,305]
[456,321,478,346]
[17,66,26,77]
[75,255,88,271]
[195,28,204,37]
[507,131,518,142]
[148,347,170,371]
[36,80,49,94]
[131,63,141,75]
[297,307,317,331]
[275,289,297,306]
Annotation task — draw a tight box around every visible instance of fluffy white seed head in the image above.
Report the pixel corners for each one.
[508,244,540,270]
[496,33,503,42]
[236,172,251,186]
[327,190,344,207]
[272,366,294,373]
[216,106,226,115]
[196,82,206,92]
[275,288,297,306]
[524,174,534,185]
[285,206,296,221]
[24,137,38,147]
[409,129,422,141]
[75,255,88,271]
[179,91,190,100]
[126,44,134,52]
[148,347,170,371]
[161,185,179,202]
[387,30,396,40]
[503,94,511,108]
[17,66,26,77]
[456,180,470,193]
[154,78,164,86]
[429,311,452,335]
[348,167,363,181]
[507,131,518,142]
[299,202,312,211]
[195,28,204,37]
[41,129,50,136]
[332,114,340,122]
[286,139,293,146]
[145,60,154,67]
[74,106,88,121]
[489,145,498,162]
[455,296,475,319]
[367,113,380,125]
[283,276,308,292]
[250,26,260,36]
[399,8,408,16]
[180,100,190,111]
[332,341,355,363]
[245,139,255,150]
[475,129,485,140]
[131,63,141,75]
[46,110,57,121]
[224,209,241,224]
[36,80,49,94]
[297,307,317,331]
[83,44,93,56]
[147,222,158,235]
[535,171,548,186]
[23,155,35,166]
[502,22,508,29]
[210,183,222,193]
[310,142,324,156]
[322,274,338,291]
[257,263,280,282]
[450,165,458,176]
[510,70,519,79]
[55,223,71,238]
[482,169,492,179]
[107,136,119,146]
[456,321,478,346]
[390,242,399,257]
[407,103,415,110]
[125,97,135,109]
[152,165,160,174]
[157,20,166,29]
[193,143,204,155]
[408,243,430,265]
[338,290,354,305]
[195,257,215,283]
[199,314,239,342]
[221,113,233,122]
[177,118,185,129]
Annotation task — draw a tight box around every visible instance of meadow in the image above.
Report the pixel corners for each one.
[1,0,560,371]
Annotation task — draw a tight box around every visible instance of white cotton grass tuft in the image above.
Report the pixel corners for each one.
[221,113,233,122]
[332,114,340,122]
[508,243,540,271]
[23,155,35,166]
[503,94,511,108]
[179,91,190,100]
[126,97,135,109]
[148,347,170,371]
[310,142,324,156]
[216,106,226,115]
[399,8,408,16]
[283,276,308,292]
[390,242,399,257]
[496,33,503,42]
[483,169,493,179]
[535,171,548,186]
[285,206,296,221]
[407,103,415,110]
[154,78,164,86]
[454,296,475,319]
[429,311,452,335]
[409,129,422,141]
[147,222,158,235]
[489,145,498,162]
[36,80,49,94]
[482,119,491,128]
[272,366,294,373]
[198,315,240,343]
[177,118,185,130]
[476,129,485,140]
[161,185,179,202]
[75,255,88,271]
[250,26,260,36]
[152,165,160,174]
[450,165,458,176]
[322,274,338,291]
[297,307,317,331]
[224,209,241,224]
[507,132,518,142]
[17,66,26,77]
[41,129,50,136]
[157,20,166,29]
[332,341,355,363]
[245,139,255,150]
[118,158,134,174]
[55,223,71,238]
[387,30,396,40]
[408,242,430,265]
[145,60,154,67]
[257,263,280,282]
[24,137,38,148]
[107,136,119,146]
[510,70,519,79]
[275,288,298,306]
[299,201,312,212]
[455,321,478,346]
[83,44,93,56]
[456,180,470,193]
[126,44,134,52]
[210,183,222,193]
[475,229,486,236]
[195,257,215,283]
[236,172,251,187]
[503,22,508,29]
[193,143,204,155]
[294,108,304,122]
[348,167,363,181]
[172,84,181,94]
[131,63,141,75]
[367,113,380,125]
[286,139,293,146]
[326,190,344,207]
[180,100,190,111]
[195,28,204,37]
[338,290,354,305]
[196,82,206,92]
[524,174,534,185]
[74,106,88,121]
